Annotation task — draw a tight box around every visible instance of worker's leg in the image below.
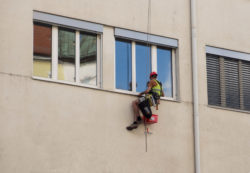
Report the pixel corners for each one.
[127,99,141,131]
[132,99,140,121]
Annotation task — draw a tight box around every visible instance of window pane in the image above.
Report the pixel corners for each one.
[115,39,132,91]
[157,47,172,97]
[206,54,221,106]
[224,58,240,109]
[242,61,250,111]
[58,28,75,82]
[33,23,52,78]
[136,43,151,92]
[80,32,97,85]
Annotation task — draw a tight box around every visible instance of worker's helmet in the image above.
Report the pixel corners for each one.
[150,71,158,78]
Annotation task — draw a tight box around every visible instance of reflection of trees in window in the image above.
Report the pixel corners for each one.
[33,23,52,78]
[58,28,75,61]
[79,32,97,85]
[58,28,75,82]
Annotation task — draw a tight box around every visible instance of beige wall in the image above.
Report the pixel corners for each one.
[197,0,250,173]
[0,0,250,173]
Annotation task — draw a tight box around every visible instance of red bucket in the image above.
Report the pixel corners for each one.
[143,114,158,124]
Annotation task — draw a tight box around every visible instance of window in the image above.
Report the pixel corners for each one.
[136,43,151,92]
[115,39,132,91]
[33,23,52,78]
[206,46,250,111]
[79,32,97,85]
[33,11,102,87]
[58,28,75,82]
[157,47,172,97]
[115,28,178,99]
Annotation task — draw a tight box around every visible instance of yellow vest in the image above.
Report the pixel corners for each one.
[151,79,161,96]
[146,79,162,106]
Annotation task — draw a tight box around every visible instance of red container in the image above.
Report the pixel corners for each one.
[143,114,158,124]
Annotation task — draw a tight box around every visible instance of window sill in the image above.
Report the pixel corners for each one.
[208,105,250,114]
[32,76,179,102]
[32,76,100,89]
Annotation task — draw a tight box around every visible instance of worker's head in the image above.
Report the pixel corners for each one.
[150,71,158,79]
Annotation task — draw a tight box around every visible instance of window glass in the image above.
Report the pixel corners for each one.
[157,47,172,97]
[136,43,151,92]
[115,39,132,91]
[58,28,75,82]
[80,32,97,85]
[33,23,52,78]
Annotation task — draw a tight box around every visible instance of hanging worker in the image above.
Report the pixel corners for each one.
[126,71,164,131]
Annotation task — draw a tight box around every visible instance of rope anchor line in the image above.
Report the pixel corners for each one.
[144,0,152,153]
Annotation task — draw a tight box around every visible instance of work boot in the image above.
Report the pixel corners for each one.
[126,121,138,131]
[137,116,142,124]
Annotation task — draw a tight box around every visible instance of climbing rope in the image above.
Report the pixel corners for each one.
[144,0,152,153]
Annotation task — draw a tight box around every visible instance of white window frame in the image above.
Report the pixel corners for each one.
[114,28,178,100]
[33,11,103,88]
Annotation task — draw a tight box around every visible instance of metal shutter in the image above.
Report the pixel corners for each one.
[224,58,240,109]
[206,54,221,106]
[242,61,250,111]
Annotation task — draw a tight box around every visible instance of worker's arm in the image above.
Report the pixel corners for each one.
[161,88,165,97]
[138,80,156,97]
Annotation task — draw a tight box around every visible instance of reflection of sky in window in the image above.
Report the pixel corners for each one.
[157,47,172,97]
[136,43,151,92]
[115,40,132,91]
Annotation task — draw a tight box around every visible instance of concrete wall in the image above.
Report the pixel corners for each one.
[197,0,250,173]
[0,0,249,173]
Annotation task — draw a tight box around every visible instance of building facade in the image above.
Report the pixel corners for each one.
[0,0,250,173]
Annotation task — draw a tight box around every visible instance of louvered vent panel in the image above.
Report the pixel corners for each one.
[206,54,221,106]
[242,61,250,111]
[224,58,240,109]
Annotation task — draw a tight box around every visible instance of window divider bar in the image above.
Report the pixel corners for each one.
[75,31,80,83]
[172,49,177,100]
[97,35,101,88]
[100,34,103,89]
[52,26,58,80]
[151,45,157,72]
[132,41,136,92]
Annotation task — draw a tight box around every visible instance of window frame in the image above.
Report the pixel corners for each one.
[114,37,178,101]
[33,11,103,88]
[206,46,250,112]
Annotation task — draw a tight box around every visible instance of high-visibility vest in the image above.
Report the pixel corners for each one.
[150,79,162,96]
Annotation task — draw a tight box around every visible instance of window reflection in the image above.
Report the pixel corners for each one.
[58,28,75,82]
[157,47,172,97]
[80,32,97,85]
[115,39,132,91]
[33,23,52,78]
[136,43,151,92]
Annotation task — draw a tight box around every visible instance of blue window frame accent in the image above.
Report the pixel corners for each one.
[157,47,172,97]
[115,39,132,91]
